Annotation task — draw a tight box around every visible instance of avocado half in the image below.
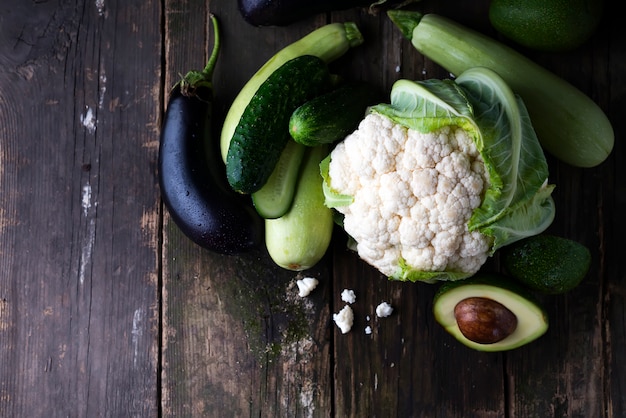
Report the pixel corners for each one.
[433,274,548,352]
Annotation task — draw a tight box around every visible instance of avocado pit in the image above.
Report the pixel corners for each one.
[454,297,518,344]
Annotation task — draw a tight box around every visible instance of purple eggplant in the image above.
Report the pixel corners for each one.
[159,15,263,254]
[238,0,417,27]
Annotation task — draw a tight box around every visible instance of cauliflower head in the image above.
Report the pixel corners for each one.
[321,69,556,283]
[328,113,492,280]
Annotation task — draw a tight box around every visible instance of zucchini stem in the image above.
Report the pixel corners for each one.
[343,22,365,48]
[180,14,220,97]
[387,10,422,39]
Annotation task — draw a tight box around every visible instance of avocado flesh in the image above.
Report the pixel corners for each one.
[433,278,548,352]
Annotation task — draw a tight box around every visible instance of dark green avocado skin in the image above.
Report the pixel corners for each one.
[489,0,604,51]
[501,235,591,294]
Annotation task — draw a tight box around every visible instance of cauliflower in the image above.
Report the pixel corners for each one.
[321,68,556,283]
[329,113,491,279]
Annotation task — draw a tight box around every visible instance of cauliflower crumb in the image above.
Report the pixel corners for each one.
[333,305,354,334]
[296,277,319,297]
[328,113,491,279]
[365,326,372,335]
[341,289,356,304]
[376,302,394,318]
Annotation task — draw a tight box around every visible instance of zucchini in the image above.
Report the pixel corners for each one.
[251,139,306,219]
[289,81,382,146]
[225,55,332,194]
[265,145,334,271]
[387,10,614,168]
[220,22,364,162]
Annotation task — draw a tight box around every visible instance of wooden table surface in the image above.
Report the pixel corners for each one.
[1,0,624,417]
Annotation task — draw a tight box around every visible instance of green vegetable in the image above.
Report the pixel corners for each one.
[489,0,604,51]
[433,273,549,352]
[220,22,364,162]
[501,234,591,294]
[289,81,382,146]
[251,139,306,219]
[265,145,334,271]
[226,55,332,194]
[387,10,614,168]
[323,67,556,283]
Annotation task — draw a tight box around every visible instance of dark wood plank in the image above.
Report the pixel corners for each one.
[499,2,622,416]
[160,1,333,416]
[601,5,626,417]
[0,0,161,416]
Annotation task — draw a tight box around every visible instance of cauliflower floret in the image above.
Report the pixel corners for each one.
[296,277,319,297]
[333,305,354,334]
[375,302,394,318]
[328,113,491,279]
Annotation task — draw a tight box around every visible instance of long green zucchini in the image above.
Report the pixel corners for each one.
[388,10,614,168]
[220,22,364,163]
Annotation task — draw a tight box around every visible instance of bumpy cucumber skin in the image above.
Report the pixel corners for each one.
[226,55,332,194]
[265,145,334,271]
[289,81,382,146]
[388,10,614,168]
[220,22,364,163]
[252,139,306,219]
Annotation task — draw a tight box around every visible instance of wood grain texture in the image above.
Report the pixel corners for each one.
[160,3,332,416]
[0,0,624,417]
[0,0,161,416]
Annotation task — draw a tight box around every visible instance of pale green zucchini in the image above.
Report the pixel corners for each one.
[388,10,614,168]
[265,145,334,271]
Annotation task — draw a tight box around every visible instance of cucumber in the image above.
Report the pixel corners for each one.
[289,81,382,146]
[225,55,332,194]
[220,22,364,163]
[265,145,334,271]
[387,10,614,168]
[251,139,306,219]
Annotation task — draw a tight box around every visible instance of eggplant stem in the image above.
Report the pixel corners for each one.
[180,14,221,97]
[203,14,220,79]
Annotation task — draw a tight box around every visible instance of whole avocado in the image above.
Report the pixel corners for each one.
[489,0,604,51]
[501,235,591,294]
